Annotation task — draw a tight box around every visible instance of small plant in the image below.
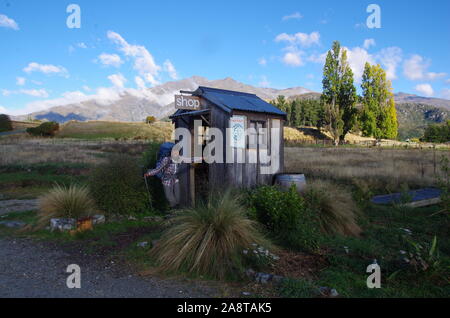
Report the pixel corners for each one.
[150,190,271,279]
[36,183,96,229]
[249,185,321,252]
[302,180,361,237]
[0,114,13,132]
[279,278,318,298]
[401,235,442,273]
[90,154,151,215]
[242,243,279,271]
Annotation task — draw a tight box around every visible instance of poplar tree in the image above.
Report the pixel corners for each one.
[360,63,398,139]
[321,41,357,145]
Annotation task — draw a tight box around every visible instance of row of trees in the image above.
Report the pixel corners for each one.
[273,41,398,144]
[274,96,325,129]
[422,121,450,143]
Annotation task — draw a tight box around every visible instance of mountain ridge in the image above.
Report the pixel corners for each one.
[12,76,450,139]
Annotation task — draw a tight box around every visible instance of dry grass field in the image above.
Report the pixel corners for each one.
[0,138,151,165]
[285,146,450,191]
[56,120,173,140]
[284,126,450,149]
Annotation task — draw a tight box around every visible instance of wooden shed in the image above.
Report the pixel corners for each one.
[170,86,286,206]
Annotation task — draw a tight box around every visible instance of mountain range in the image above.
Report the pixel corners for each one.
[13,76,450,139]
[16,76,312,123]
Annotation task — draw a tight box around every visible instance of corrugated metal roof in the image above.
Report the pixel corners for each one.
[194,86,286,118]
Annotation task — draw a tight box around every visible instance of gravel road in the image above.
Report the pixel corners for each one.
[0,238,220,298]
[0,199,39,216]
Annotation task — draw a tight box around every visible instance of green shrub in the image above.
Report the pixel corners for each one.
[0,114,13,132]
[35,183,97,229]
[141,142,168,211]
[422,121,450,143]
[279,278,318,298]
[150,190,272,279]
[249,185,321,252]
[26,121,59,137]
[90,154,151,215]
[302,180,362,237]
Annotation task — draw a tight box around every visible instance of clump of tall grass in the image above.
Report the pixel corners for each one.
[35,183,97,230]
[302,180,361,237]
[150,190,271,279]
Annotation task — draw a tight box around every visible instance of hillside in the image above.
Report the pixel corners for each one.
[395,103,450,139]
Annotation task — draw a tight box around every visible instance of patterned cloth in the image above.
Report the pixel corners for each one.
[146,156,179,186]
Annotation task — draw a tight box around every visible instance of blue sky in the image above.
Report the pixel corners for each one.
[1,0,449,115]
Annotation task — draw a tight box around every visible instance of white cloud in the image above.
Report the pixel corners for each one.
[21,89,49,98]
[258,57,267,66]
[345,47,375,82]
[135,76,146,90]
[107,73,127,89]
[363,38,376,50]
[107,30,161,86]
[2,88,49,98]
[446,79,450,84]
[259,76,270,87]
[16,77,26,86]
[23,62,68,76]
[375,47,403,80]
[415,83,434,97]
[282,52,303,67]
[427,72,447,80]
[441,88,450,100]
[403,55,446,81]
[308,52,327,64]
[0,14,19,30]
[77,42,88,49]
[163,60,178,80]
[308,45,402,82]
[0,105,7,113]
[275,31,320,47]
[282,12,303,21]
[98,53,123,67]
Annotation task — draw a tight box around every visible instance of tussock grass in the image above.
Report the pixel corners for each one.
[35,184,97,229]
[150,190,271,279]
[303,180,361,237]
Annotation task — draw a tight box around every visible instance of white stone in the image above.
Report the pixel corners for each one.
[50,218,76,232]
[92,214,105,225]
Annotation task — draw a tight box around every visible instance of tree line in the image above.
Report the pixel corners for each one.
[272,41,398,145]
[422,121,450,143]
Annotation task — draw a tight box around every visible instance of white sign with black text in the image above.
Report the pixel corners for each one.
[175,95,201,110]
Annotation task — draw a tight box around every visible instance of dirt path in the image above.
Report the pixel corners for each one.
[0,238,220,298]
